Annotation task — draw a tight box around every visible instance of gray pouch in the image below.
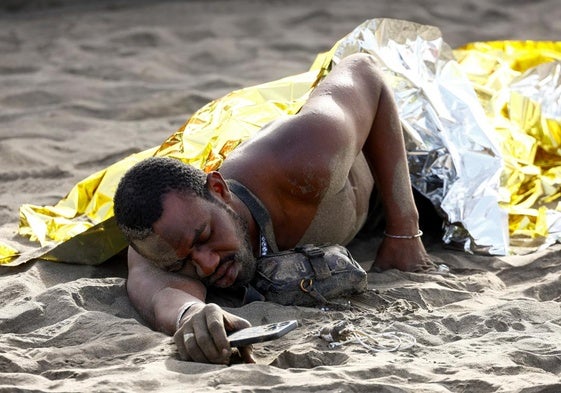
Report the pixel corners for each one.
[252,244,367,307]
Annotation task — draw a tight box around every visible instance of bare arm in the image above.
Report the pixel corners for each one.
[297,53,433,270]
[218,53,433,270]
[126,246,206,335]
[127,246,253,363]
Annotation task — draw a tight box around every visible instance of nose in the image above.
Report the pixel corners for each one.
[190,246,220,278]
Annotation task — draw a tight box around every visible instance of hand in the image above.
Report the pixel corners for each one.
[173,303,255,364]
[371,237,435,272]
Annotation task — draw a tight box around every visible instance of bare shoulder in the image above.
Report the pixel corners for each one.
[220,115,330,200]
[220,54,388,199]
[301,53,387,127]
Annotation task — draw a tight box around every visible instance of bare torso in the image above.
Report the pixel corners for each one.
[220,115,374,249]
[298,151,373,246]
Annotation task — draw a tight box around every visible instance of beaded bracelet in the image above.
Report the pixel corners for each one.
[383,229,423,239]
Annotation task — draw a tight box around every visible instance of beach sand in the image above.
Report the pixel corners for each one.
[1,1,560,392]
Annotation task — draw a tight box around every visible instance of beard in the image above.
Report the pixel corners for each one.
[208,195,257,289]
[229,234,257,288]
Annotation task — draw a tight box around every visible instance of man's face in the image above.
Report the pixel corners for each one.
[133,191,257,289]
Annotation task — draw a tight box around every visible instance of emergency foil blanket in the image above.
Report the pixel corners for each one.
[1,19,560,265]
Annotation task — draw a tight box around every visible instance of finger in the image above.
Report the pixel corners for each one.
[223,312,252,332]
[173,329,189,360]
[238,345,255,364]
[174,329,207,363]
[191,308,227,363]
[221,313,252,355]
[174,329,205,362]
[184,331,213,363]
[204,307,232,363]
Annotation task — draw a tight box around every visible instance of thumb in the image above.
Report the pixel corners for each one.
[223,313,255,364]
[223,312,251,333]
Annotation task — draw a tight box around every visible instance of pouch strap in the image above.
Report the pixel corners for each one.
[226,179,279,253]
[300,279,329,304]
[295,244,331,280]
[300,278,351,310]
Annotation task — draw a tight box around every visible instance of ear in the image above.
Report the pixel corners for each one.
[205,171,232,203]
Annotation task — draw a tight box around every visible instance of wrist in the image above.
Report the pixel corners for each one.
[175,301,201,331]
[384,218,420,237]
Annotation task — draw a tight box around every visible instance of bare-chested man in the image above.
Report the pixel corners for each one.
[113,53,434,365]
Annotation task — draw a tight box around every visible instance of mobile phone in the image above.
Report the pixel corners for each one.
[227,320,298,347]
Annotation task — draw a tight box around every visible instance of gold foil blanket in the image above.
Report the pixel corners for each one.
[1,19,560,265]
[455,41,561,252]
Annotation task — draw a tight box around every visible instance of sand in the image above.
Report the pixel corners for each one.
[1,1,561,392]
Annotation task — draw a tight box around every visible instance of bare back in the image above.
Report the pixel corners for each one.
[219,54,385,249]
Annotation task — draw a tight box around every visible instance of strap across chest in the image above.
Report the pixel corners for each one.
[226,180,280,254]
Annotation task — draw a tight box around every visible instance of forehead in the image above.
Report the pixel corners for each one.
[154,191,207,234]
[136,191,209,266]
[162,190,202,209]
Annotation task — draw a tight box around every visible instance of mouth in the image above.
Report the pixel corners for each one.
[208,257,238,288]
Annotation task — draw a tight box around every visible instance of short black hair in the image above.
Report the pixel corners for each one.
[113,157,207,241]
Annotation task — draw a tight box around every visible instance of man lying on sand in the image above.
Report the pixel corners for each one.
[113,53,434,364]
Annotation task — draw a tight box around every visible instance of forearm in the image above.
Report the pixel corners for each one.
[363,80,420,234]
[305,53,419,234]
[127,246,206,335]
[150,287,204,335]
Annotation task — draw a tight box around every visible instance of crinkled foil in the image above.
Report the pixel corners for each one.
[455,41,561,253]
[2,19,561,265]
[0,69,326,265]
[333,19,507,254]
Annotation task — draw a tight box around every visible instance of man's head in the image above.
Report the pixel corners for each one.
[114,157,207,243]
[114,157,257,288]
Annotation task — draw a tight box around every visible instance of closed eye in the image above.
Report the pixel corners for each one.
[166,258,187,273]
[194,225,212,247]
